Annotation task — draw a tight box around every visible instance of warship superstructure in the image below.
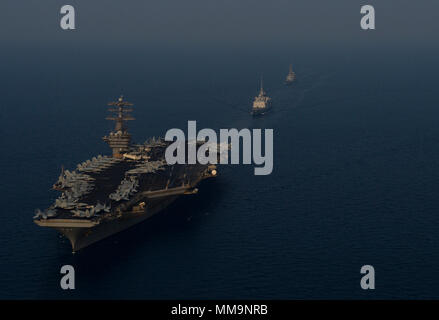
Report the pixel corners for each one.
[34,96,218,252]
[285,64,296,85]
[251,77,272,116]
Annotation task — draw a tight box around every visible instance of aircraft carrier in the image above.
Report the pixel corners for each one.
[34,96,218,252]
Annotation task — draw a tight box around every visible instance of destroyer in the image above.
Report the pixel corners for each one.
[251,77,272,116]
[285,64,296,85]
[34,96,219,252]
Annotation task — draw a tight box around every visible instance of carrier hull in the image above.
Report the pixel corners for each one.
[46,196,177,251]
[35,177,213,252]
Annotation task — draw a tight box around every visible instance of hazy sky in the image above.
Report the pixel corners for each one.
[1,0,438,51]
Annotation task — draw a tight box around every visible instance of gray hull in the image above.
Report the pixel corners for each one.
[56,196,178,252]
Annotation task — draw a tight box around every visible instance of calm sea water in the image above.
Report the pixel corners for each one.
[1,46,439,299]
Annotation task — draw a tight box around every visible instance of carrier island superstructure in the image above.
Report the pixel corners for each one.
[34,96,218,252]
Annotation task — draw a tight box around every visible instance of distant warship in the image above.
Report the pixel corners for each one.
[34,96,219,252]
[285,64,296,85]
[251,77,272,116]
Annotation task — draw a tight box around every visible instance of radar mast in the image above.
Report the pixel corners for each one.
[102,95,134,158]
[259,76,265,96]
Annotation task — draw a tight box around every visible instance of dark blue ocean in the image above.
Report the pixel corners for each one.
[1,45,439,299]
